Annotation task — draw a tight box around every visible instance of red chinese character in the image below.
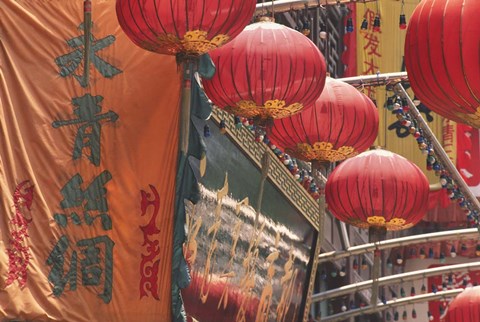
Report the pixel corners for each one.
[363,58,379,75]
[363,33,382,57]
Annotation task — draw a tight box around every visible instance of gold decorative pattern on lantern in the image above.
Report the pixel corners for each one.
[367,216,386,226]
[350,216,413,231]
[153,30,230,56]
[455,107,480,128]
[229,99,304,120]
[290,142,358,162]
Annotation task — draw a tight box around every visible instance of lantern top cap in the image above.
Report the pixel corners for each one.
[245,20,287,31]
[256,16,275,23]
[445,285,480,317]
[359,149,396,158]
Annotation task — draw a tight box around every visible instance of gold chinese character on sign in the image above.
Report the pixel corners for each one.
[200,174,228,303]
[218,197,249,310]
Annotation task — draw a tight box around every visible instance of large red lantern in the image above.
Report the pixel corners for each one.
[443,286,480,322]
[267,77,379,163]
[405,0,480,128]
[202,20,327,122]
[116,0,256,56]
[325,149,429,231]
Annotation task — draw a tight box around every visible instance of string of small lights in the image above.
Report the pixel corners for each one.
[385,91,480,227]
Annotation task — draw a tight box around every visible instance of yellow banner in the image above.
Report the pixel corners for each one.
[0,0,180,320]
[443,119,457,165]
[356,0,445,183]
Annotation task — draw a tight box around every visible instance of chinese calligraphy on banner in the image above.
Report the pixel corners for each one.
[1,0,181,320]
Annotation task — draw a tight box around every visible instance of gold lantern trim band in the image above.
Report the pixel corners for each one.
[349,216,413,231]
[229,99,304,120]
[148,30,230,56]
[455,107,480,128]
[291,142,358,162]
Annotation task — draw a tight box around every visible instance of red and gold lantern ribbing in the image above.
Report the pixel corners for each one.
[116,0,256,57]
[267,77,379,163]
[325,149,430,232]
[115,0,257,152]
[202,19,327,123]
[405,0,480,128]
[326,148,430,306]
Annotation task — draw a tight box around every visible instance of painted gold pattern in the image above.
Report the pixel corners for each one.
[227,100,304,120]
[153,30,230,56]
[291,142,358,162]
[351,216,413,231]
[455,107,480,128]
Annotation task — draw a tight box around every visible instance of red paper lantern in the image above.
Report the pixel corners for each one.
[443,286,480,322]
[267,77,379,162]
[325,149,429,231]
[202,20,327,121]
[405,0,480,128]
[116,0,256,56]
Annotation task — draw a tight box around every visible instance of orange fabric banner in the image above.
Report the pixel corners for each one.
[0,1,180,320]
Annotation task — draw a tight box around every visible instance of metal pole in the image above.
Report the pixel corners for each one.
[394,83,480,215]
[339,222,351,249]
[311,261,480,303]
[180,61,192,155]
[302,195,325,322]
[370,249,380,307]
[83,0,92,87]
[320,289,463,322]
[319,228,479,263]
[255,0,376,14]
[338,72,408,87]
[254,150,271,228]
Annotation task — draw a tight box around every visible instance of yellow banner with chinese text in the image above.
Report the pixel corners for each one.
[0,0,180,320]
[356,0,446,183]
